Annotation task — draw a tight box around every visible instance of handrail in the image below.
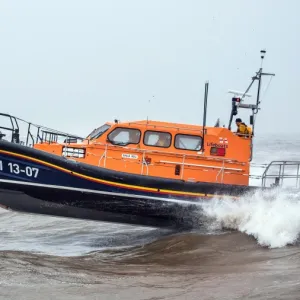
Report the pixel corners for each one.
[158,160,244,171]
[14,115,83,140]
[250,160,300,188]
[216,160,226,183]
[82,145,245,179]
[261,161,300,188]
[97,144,108,167]
[0,112,86,146]
[140,150,149,175]
[90,142,246,165]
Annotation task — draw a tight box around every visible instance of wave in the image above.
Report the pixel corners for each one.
[200,187,300,248]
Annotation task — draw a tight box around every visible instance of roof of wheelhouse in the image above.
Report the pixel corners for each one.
[111,119,232,136]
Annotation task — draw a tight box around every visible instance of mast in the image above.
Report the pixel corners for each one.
[228,50,275,136]
[202,81,209,150]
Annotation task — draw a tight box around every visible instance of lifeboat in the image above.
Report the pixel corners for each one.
[0,51,297,229]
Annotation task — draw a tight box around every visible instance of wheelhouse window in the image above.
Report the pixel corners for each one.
[107,127,141,145]
[88,124,111,140]
[143,131,172,148]
[174,134,202,151]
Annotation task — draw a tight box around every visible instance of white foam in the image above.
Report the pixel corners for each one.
[200,188,300,248]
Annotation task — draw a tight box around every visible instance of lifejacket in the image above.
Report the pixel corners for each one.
[237,122,252,137]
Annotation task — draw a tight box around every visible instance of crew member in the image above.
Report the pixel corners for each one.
[235,118,252,138]
[155,133,170,147]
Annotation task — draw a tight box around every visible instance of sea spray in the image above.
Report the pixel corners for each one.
[200,187,300,248]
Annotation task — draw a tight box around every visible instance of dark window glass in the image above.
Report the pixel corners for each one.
[88,124,111,140]
[174,134,202,151]
[108,127,141,145]
[144,131,172,148]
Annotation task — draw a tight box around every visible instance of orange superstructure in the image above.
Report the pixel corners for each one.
[33,119,252,186]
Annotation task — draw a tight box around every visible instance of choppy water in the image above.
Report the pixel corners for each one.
[1,135,300,300]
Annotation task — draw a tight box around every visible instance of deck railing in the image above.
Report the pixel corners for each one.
[250,161,300,188]
[0,113,85,146]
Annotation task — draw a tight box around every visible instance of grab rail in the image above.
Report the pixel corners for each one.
[250,161,300,188]
[0,113,85,146]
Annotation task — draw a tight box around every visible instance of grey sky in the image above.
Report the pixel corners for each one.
[0,0,299,137]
